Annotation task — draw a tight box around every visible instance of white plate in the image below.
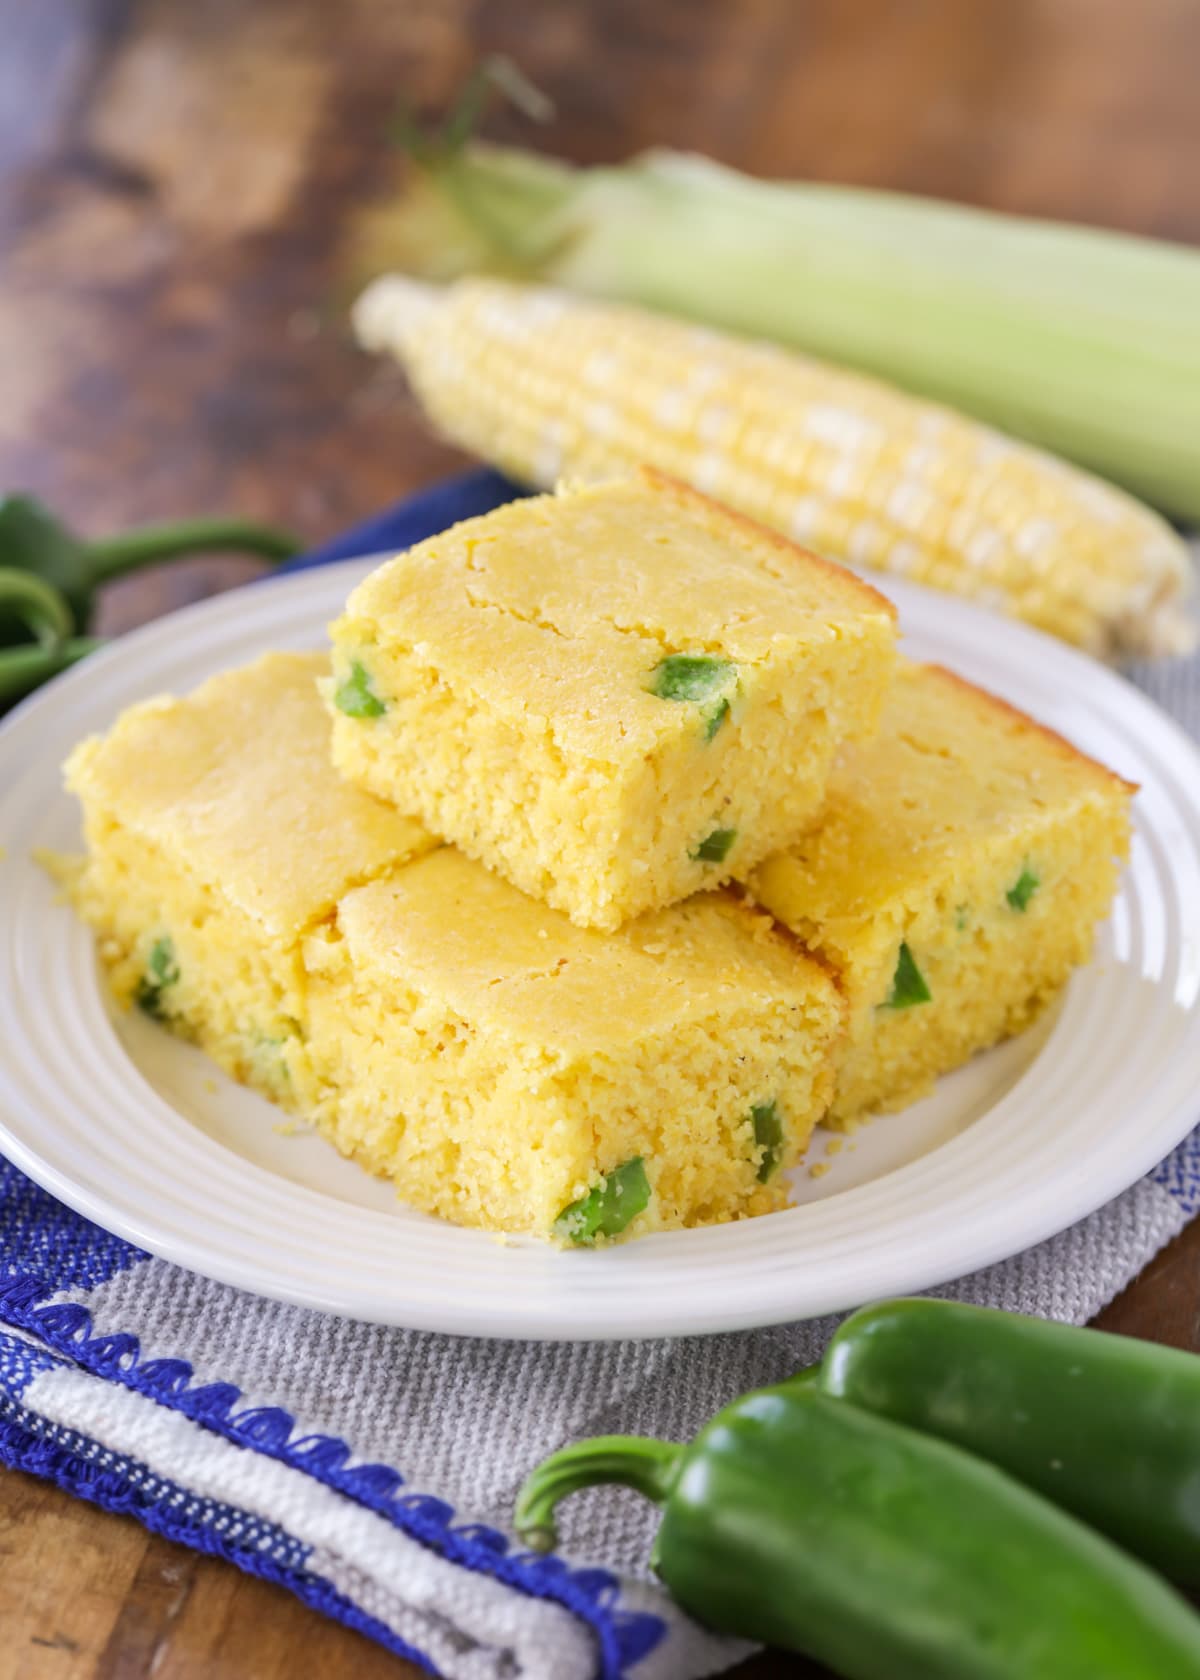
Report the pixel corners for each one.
[2,560,1200,1340]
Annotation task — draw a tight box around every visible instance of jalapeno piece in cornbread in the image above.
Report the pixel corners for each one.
[747,660,1135,1124]
[63,652,435,1103]
[326,467,897,930]
[301,849,845,1242]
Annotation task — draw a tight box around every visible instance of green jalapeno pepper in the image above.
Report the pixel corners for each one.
[0,494,299,709]
[818,1297,1200,1586]
[516,1383,1200,1679]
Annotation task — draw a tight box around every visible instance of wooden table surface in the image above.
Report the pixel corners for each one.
[2,1,1199,1674]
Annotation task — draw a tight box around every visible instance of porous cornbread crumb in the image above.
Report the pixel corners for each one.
[63,652,435,1100]
[747,660,1135,1123]
[326,468,897,930]
[64,655,845,1243]
[302,849,844,1242]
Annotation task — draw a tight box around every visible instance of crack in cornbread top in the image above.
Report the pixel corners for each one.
[750,658,1135,926]
[334,848,836,1056]
[64,652,434,939]
[335,469,896,761]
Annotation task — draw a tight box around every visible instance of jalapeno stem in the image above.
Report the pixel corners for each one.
[0,568,74,647]
[515,1435,682,1553]
[85,517,301,583]
[0,637,102,706]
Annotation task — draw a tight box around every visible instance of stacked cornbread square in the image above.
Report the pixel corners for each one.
[64,470,1134,1248]
[64,653,435,1103]
[747,660,1134,1124]
[325,468,898,929]
[304,853,844,1239]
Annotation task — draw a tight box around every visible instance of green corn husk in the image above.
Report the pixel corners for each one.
[355,141,1200,523]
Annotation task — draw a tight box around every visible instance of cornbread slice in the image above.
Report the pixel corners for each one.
[301,849,844,1241]
[747,660,1135,1124]
[326,467,897,930]
[65,654,845,1243]
[63,652,436,1099]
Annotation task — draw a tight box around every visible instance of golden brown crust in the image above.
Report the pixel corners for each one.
[636,465,899,623]
[717,881,848,1003]
[918,662,1139,795]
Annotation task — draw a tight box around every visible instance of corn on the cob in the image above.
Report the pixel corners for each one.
[355,275,1195,660]
[359,140,1200,524]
